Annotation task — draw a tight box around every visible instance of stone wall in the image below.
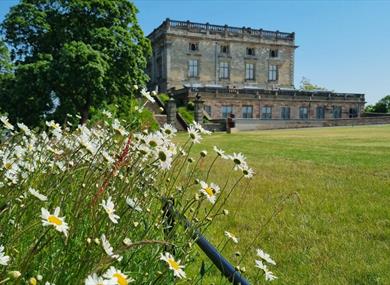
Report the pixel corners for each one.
[186,91,365,120]
[234,116,390,131]
[148,20,296,92]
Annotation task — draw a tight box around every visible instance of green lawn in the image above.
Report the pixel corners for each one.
[182,125,390,285]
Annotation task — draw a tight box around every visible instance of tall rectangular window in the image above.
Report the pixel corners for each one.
[246,47,255,56]
[188,59,198,78]
[245,63,254,80]
[270,49,279,58]
[349,108,358,118]
[299,107,309,120]
[204,105,211,116]
[189,42,199,51]
[220,45,229,54]
[219,62,229,79]
[268,65,278,81]
[242,105,253,118]
[261,106,272,120]
[333,106,342,119]
[221,105,233,119]
[316,106,325,119]
[281,107,290,120]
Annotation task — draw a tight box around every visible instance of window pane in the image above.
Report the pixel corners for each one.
[268,65,278,81]
[222,105,233,118]
[261,106,272,119]
[219,62,229,79]
[245,63,254,80]
[281,107,290,120]
[242,105,253,118]
[299,107,308,119]
[316,106,325,119]
[188,60,198,77]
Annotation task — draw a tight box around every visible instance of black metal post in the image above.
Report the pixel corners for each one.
[162,198,251,285]
[195,233,250,285]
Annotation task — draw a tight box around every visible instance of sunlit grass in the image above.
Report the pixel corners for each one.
[181,125,390,284]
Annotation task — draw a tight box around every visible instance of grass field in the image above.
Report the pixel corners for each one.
[182,125,390,285]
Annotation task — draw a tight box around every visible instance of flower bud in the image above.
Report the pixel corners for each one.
[8,271,21,279]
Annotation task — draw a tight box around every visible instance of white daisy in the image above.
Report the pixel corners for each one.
[160,252,186,279]
[101,234,122,261]
[192,121,211,135]
[160,124,177,137]
[141,88,155,103]
[112,119,128,136]
[256,248,276,265]
[199,181,220,204]
[103,266,134,285]
[242,165,255,178]
[230,153,248,171]
[255,259,277,281]
[224,231,239,244]
[101,196,120,224]
[0,116,14,130]
[102,110,113,119]
[41,207,69,237]
[17,122,31,136]
[156,147,173,170]
[265,270,278,281]
[0,244,10,266]
[125,197,142,212]
[213,146,229,159]
[85,273,115,285]
[28,187,47,201]
[187,125,202,144]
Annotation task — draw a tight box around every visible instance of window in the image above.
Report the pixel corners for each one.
[268,65,278,81]
[189,42,199,52]
[219,62,229,79]
[316,106,325,119]
[156,57,162,79]
[270,49,279,58]
[246,47,255,56]
[245,63,255,80]
[204,105,211,116]
[221,105,233,119]
[261,106,272,120]
[281,107,290,120]
[299,107,309,120]
[349,108,358,118]
[220,45,229,54]
[333,106,342,119]
[188,59,199,77]
[242,105,253,118]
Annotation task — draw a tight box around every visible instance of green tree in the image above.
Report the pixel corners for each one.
[0,40,12,74]
[371,95,390,113]
[299,77,328,91]
[1,0,151,125]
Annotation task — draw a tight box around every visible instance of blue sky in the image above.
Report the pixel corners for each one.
[1,0,389,104]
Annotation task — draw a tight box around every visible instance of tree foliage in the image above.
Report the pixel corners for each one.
[365,95,390,113]
[1,0,151,125]
[299,77,328,91]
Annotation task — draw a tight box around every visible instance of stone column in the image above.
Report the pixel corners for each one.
[166,97,176,127]
[194,94,204,125]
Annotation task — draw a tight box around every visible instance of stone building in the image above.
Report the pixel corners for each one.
[147,19,365,121]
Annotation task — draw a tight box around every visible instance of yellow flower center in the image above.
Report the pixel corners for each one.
[4,162,12,169]
[48,215,62,226]
[205,187,215,197]
[113,273,128,285]
[168,258,180,271]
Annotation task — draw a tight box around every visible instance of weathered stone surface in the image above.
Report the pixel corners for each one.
[147,19,365,122]
[148,19,295,92]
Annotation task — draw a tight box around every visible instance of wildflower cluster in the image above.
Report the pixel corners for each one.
[0,102,274,284]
